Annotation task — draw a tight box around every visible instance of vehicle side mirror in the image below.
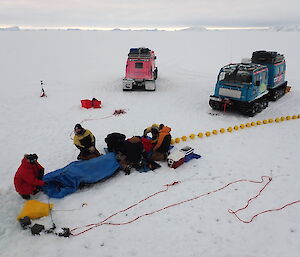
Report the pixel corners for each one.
[255,81,260,86]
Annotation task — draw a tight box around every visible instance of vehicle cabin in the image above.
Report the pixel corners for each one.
[215,63,268,102]
[125,48,157,81]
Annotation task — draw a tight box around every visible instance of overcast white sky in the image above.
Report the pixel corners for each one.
[1,0,300,29]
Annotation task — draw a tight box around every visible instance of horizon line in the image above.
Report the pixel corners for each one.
[0,25,270,31]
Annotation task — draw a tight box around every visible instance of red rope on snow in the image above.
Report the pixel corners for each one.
[70,176,300,236]
[228,176,300,223]
[69,109,128,140]
[70,181,181,236]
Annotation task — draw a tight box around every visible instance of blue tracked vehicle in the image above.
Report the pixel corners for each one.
[209,51,288,116]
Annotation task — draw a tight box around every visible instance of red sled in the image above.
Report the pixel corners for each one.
[81,99,93,109]
[81,98,102,109]
[92,98,101,108]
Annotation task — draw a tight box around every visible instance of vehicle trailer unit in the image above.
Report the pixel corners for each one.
[123,47,158,91]
[251,50,288,101]
[209,50,288,116]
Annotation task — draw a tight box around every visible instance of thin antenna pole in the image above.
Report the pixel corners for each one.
[40,80,47,97]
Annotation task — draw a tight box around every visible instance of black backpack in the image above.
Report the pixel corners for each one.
[105,133,126,152]
[122,138,144,163]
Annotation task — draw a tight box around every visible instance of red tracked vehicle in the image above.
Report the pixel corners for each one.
[123,47,158,91]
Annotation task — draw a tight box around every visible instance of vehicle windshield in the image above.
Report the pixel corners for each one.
[219,70,252,84]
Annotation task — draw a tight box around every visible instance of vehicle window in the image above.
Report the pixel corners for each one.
[219,71,225,81]
[237,72,252,83]
[220,70,251,84]
[262,72,267,83]
[255,74,260,86]
[135,62,143,69]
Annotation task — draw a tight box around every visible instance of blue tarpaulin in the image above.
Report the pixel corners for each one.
[42,153,120,198]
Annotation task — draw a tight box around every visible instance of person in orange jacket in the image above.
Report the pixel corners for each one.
[152,124,172,161]
[14,154,45,199]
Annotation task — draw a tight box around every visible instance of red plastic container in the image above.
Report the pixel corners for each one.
[169,158,185,169]
[167,151,185,169]
[81,99,93,109]
[92,99,101,108]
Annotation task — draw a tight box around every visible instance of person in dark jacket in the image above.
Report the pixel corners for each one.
[105,132,126,153]
[117,136,144,175]
[14,154,45,199]
[73,124,101,160]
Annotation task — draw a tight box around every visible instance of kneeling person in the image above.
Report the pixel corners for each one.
[152,124,172,161]
[14,154,45,199]
[118,136,144,175]
[73,124,101,160]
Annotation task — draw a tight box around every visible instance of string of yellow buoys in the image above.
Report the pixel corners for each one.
[171,114,300,144]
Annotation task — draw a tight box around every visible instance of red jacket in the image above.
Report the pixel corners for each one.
[14,158,45,195]
[141,137,154,152]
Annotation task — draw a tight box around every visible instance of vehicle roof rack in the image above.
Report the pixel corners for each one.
[251,50,284,64]
[128,47,151,57]
[223,63,265,72]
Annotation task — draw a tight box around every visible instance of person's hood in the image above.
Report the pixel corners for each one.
[21,157,31,168]
[21,157,38,168]
[160,126,171,134]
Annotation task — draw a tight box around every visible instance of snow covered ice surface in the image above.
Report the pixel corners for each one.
[0,30,299,257]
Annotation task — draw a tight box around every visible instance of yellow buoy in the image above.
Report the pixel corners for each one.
[240,124,245,129]
[269,118,274,123]
[197,132,203,138]
[181,136,187,141]
[256,121,262,125]
[175,138,181,143]
[246,123,251,127]
[281,116,285,121]
[205,131,211,137]
[263,120,268,124]
[212,130,218,135]
[275,118,280,122]
[286,116,291,120]
[171,139,175,145]
[298,114,300,119]
[220,128,225,133]
[189,134,195,139]
[292,115,297,119]
[234,125,239,130]
[227,127,233,132]
[251,122,256,126]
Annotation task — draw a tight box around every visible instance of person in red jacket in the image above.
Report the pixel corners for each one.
[14,154,45,199]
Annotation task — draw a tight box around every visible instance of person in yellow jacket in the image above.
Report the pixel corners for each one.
[143,124,159,139]
[152,124,172,161]
[73,124,101,160]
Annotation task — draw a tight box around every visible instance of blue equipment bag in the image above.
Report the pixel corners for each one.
[184,153,201,162]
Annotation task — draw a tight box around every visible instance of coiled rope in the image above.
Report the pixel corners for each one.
[70,175,300,236]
